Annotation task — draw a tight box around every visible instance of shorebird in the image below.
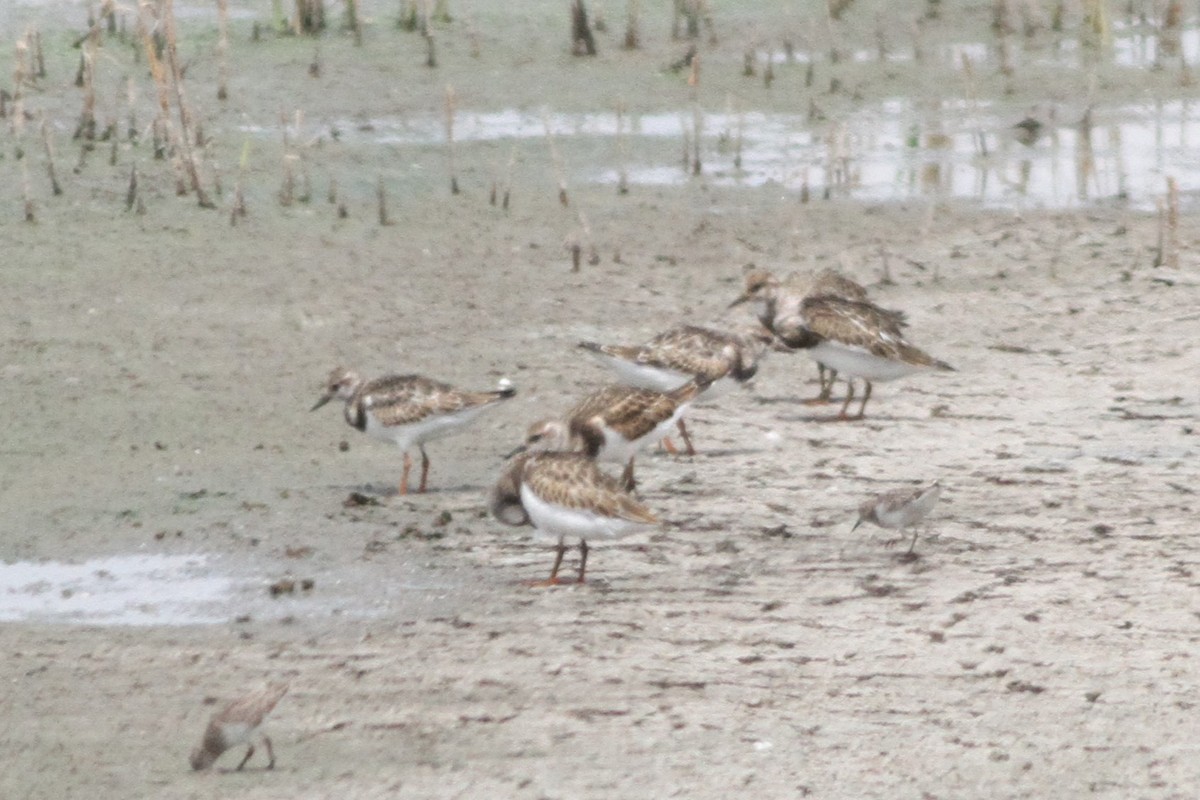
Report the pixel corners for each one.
[779,295,953,420]
[730,265,906,401]
[518,378,708,490]
[489,451,660,584]
[577,324,777,453]
[853,481,943,556]
[312,367,515,494]
[190,683,288,771]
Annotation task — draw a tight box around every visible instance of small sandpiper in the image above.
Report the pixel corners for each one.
[517,378,708,490]
[489,451,660,584]
[312,367,516,495]
[190,683,289,772]
[853,481,943,557]
[577,324,776,453]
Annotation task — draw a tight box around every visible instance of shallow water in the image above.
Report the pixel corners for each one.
[251,97,1199,211]
[0,552,471,626]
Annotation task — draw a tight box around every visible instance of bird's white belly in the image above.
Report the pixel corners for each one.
[596,406,689,462]
[519,484,645,543]
[811,342,921,382]
[601,356,693,393]
[365,406,487,450]
[218,722,256,748]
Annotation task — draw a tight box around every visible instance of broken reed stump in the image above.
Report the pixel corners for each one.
[217,0,230,99]
[624,0,640,49]
[377,176,390,225]
[444,84,459,194]
[542,113,569,206]
[502,142,517,210]
[126,163,138,211]
[615,100,629,194]
[40,116,63,195]
[571,0,597,56]
[425,31,437,67]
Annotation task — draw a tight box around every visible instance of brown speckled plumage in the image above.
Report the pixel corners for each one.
[798,296,952,369]
[312,367,515,494]
[489,451,659,583]
[579,325,774,385]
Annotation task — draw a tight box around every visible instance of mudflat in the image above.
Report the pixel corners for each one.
[2,1,1198,798]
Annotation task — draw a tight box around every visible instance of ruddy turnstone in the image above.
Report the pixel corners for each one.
[730,265,906,401]
[576,325,776,454]
[518,378,708,490]
[190,683,288,771]
[780,295,953,420]
[852,481,943,556]
[312,368,516,494]
[489,451,660,584]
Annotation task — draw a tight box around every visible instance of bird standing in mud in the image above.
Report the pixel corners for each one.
[517,377,709,491]
[311,367,515,494]
[489,451,660,585]
[853,481,943,557]
[190,683,289,772]
[577,324,778,454]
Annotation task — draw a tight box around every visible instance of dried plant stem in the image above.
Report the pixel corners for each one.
[615,99,629,194]
[39,115,63,195]
[217,0,230,100]
[734,100,744,169]
[577,208,600,266]
[543,113,569,206]
[571,0,597,56]
[502,142,517,210]
[444,84,459,194]
[960,54,988,157]
[74,34,97,142]
[377,176,391,225]
[126,163,138,211]
[1165,177,1179,268]
[624,0,640,49]
[162,0,215,207]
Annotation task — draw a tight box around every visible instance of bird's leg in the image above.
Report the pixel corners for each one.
[263,736,276,770]
[835,379,856,420]
[527,541,568,587]
[854,381,873,420]
[418,445,430,493]
[818,364,836,401]
[235,744,256,771]
[399,452,412,496]
[660,437,679,454]
[804,363,834,405]
[620,458,637,493]
[675,418,696,456]
[906,529,920,555]
[576,539,589,583]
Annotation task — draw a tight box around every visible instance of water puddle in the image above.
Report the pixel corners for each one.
[0,552,478,627]
[0,554,230,626]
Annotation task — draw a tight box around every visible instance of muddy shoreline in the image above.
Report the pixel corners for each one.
[3,2,1200,798]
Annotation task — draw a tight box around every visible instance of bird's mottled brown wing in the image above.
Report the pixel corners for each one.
[808,268,869,301]
[571,385,685,441]
[801,296,947,367]
[216,683,289,728]
[636,326,740,381]
[363,375,510,426]
[523,453,659,524]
